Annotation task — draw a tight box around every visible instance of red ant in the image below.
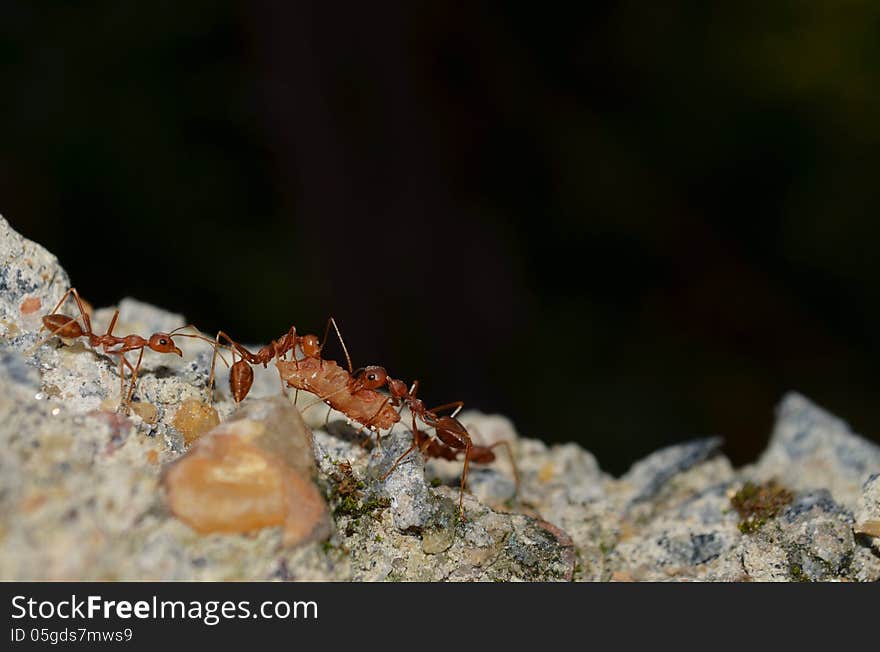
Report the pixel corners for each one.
[30,287,219,413]
[206,323,327,404]
[278,319,518,518]
[355,373,519,518]
[379,395,520,517]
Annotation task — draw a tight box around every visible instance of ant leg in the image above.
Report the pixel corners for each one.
[296,385,345,426]
[382,404,406,440]
[427,401,465,418]
[271,339,291,399]
[115,351,139,414]
[123,348,146,410]
[45,287,76,319]
[281,326,297,362]
[277,370,289,398]
[427,411,473,520]
[299,385,345,412]
[208,331,237,402]
[488,441,520,495]
[453,419,520,497]
[27,315,79,354]
[106,309,120,336]
[66,287,94,336]
[355,395,392,448]
[118,353,127,406]
[207,331,223,401]
[296,395,318,414]
[458,438,473,520]
[381,412,426,481]
[379,442,417,481]
[26,287,91,353]
[42,287,90,334]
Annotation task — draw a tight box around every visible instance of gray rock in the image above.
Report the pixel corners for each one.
[619,436,724,508]
[606,456,746,581]
[740,488,879,582]
[0,214,69,346]
[748,392,880,510]
[854,473,880,552]
[367,428,444,532]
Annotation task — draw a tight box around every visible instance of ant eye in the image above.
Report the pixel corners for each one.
[159,339,167,345]
[368,373,377,381]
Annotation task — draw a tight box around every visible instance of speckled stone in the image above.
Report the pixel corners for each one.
[747,392,880,510]
[854,474,880,552]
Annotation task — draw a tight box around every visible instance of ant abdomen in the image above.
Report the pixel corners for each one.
[230,360,255,403]
[42,314,84,339]
[468,447,497,464]
[433,416,469,449]
[425,440,459,461]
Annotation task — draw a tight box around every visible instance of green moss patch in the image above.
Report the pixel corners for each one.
[730,480,794,534]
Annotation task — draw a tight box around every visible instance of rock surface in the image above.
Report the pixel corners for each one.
[0,213,878,581]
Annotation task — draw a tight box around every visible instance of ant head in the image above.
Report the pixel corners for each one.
[148,333,183,356]
[300,334,321,357]
[358,365,388,390]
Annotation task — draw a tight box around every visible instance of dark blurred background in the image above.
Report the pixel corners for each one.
[3,2,880,474]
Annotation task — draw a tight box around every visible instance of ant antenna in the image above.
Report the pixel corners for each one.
[174,332,233,368]
[328,317,354,374]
